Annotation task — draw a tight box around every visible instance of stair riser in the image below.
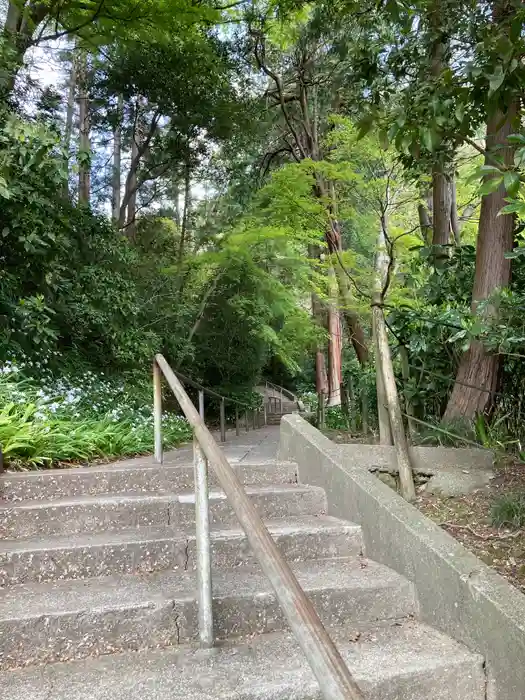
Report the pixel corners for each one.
[0,463,297,502]
[366,661,486,700]
[0,581,416,669]
[0,527,363,585]
[0,489,326,538]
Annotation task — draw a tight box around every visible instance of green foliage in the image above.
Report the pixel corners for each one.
[491,492,525,529]
[0,360,192,469]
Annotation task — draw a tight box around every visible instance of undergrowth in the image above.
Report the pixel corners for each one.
[0,357,192,469]
[491,492,525,529]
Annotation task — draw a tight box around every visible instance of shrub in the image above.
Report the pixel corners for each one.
[0,359,192,469]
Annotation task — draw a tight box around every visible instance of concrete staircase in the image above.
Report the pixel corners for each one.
[0,450,485,699]
[259,384,301,425]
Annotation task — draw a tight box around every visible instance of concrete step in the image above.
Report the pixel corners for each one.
[0,516,363,585]
[0,557,417,668]
[0,461,297,502]
[0,621,485,699]
[0,484,326,538]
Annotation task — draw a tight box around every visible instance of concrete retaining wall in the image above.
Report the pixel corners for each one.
[279,414,525,700]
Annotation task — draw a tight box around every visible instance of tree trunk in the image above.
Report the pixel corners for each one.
[77,51,90,206]
[443,101,518,420]
[373,220,393,444]
[373,300,416,501]
[1,1,49,98]
[173,179,181,227]
[449,177,461,245]
[315,349,328,397]
[112,94,123,223]
[326,217,368,365]
[417,199,432,245]
[432,169,450,247]
[63,51,76,196]
[179,160,191,263]
[64,53,76,157]
[126,126,139,237]
[326,267,342,407]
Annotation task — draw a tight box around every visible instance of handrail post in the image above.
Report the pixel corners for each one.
[235,408,240,437]
[194,397,214,648]
[153,355,365,700]
[153,360,163,464]
[220,398,226,443]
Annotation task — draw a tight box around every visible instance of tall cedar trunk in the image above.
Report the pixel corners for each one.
[324,182,345,401]
[64,53,76,159]
[112,94,123,223]
[443,102,517,419]
[332,257,369,365]
[449,177,461,245]
[326,212,368,366]
[63,51,76,196]
[77,52,90,205]
[309,244,328,398]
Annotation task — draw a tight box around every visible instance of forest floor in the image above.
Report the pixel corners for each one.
[416,459,525,595]
[324,429,525,595]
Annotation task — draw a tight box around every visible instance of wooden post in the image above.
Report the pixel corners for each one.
[220,398,226,443]
[372,301,416,501]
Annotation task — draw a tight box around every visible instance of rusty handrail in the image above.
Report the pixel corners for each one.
[265,379,297,403]
[153,353,363,700]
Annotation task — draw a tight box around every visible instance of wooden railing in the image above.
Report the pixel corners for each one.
[153,354,363,700]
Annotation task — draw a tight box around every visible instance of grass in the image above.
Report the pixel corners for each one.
[491,492,525,528]
[0,359,192,469]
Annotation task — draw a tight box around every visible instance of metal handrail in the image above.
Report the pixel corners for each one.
[175,369,254,410]
[264,379,298,403]
[165,366,264,443]
[153,354,364,700]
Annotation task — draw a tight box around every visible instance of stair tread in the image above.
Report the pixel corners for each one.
[0,621,484,700]
[0,483,318,511]
[1,459,297,480]
[0,557,409,620]
[0,515,360,554]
